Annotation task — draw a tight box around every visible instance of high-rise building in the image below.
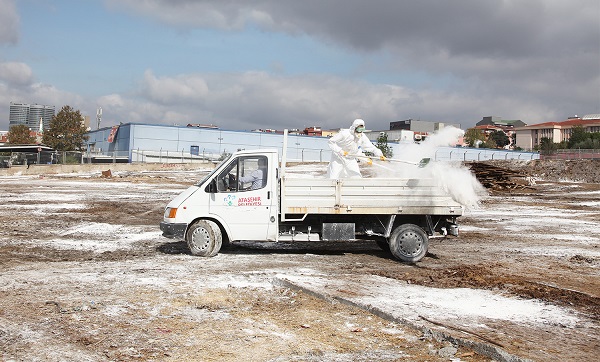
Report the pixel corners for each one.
[9,102,55,131]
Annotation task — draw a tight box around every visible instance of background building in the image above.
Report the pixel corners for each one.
[476,116,526,128]
[9,102,55,131]
[82,115,91,131]
[515,114,600,150]
[85,123,333,163]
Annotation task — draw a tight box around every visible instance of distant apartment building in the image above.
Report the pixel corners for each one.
[390,119,461,133]
[476,116,526,128]
[9,102,55,131]
[82,115,91,131]
[303,126,322,136]
[515,114,600,150]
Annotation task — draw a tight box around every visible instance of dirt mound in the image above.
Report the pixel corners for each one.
[480,159,600,184]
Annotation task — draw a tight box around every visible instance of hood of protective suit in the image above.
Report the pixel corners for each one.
[350,119,365,133]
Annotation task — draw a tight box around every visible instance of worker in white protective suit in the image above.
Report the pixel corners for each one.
[327,119,385,178]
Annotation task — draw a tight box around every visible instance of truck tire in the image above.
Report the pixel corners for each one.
[186,220,222,257]
[388,224,428,263]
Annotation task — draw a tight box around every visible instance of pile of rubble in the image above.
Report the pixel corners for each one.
[466,162,534,192]
[467,159,600,191]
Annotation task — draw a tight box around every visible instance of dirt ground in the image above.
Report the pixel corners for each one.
[0,160,598,362]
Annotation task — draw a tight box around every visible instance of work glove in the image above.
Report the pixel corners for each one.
[367,158,373,165]
[380,155,386,161]
[341,150,349,157]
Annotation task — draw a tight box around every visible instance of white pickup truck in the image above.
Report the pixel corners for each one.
[160,138,463,263]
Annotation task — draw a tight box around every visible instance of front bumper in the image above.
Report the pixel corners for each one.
[160,221,187,239]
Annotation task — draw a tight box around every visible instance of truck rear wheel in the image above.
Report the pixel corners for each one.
[388,224,428,263]
[186,220,222,257]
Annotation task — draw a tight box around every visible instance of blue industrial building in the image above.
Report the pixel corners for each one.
[85,123,333,163]
[84,122,539,164]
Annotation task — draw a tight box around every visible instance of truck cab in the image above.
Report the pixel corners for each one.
[160,149,279,256]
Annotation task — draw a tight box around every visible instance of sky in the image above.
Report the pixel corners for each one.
[0,0,599,132]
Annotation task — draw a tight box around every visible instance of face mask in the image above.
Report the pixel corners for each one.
[355,126,365,133]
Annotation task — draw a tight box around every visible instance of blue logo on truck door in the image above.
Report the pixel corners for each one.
[223,194,237,206]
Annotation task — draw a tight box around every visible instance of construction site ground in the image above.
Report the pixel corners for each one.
[0,159,598,362]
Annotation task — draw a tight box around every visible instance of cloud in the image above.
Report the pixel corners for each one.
[0,0,19,44]
[102,0,599,124]
[0,62,33,86]
[141,69,209,104]
[134,71,418,129]
[106,0,277,30]
[0,65,580,132]
[107,1,599,57]
[0,63,85,127]
[102,70,506,130]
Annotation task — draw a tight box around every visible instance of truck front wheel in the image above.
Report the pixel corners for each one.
[186,220,222,257]
[388,224,428,263]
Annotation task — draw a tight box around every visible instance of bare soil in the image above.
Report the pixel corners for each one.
[1,160,598,361]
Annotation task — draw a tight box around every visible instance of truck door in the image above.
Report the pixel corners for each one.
[209,155,277,241]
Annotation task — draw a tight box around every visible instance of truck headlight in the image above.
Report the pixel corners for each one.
[164,207,178,219]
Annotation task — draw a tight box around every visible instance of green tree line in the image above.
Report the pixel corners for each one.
[464,129,512,149]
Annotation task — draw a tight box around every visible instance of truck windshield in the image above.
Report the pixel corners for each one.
[194,154,232,187]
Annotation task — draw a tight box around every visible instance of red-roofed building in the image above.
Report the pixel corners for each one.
[303,126,322,136]
[466,117,524,149]
[515,114,600,150]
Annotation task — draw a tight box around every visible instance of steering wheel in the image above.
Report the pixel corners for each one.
[228,173,237,189]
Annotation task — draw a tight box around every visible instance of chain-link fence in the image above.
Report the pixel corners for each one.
[0,147,544,167]
[1,146,542,168]
[541,149,600,160]
[0,151,85,168]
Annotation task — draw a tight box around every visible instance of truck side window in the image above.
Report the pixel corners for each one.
[215,156,267,193]
[237,156,268,191]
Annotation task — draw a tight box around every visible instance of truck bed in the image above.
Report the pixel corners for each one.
[280,177,463,216]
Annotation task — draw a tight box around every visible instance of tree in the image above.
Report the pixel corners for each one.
[488,130,510,148]
[539,137,556,155]
[7,124,36,144]
[464,128,485,147]
[566,126,600,149]
[483,138,498,149]
[42,105,89,151]
[375,132,394,158]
